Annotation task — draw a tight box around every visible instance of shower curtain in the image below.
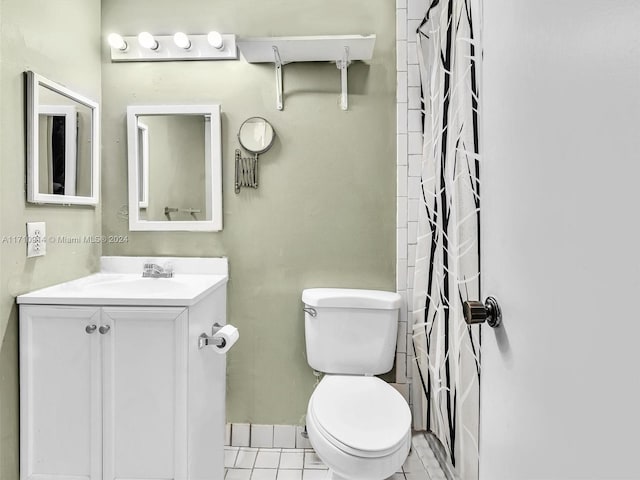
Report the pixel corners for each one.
[411,0,482,478]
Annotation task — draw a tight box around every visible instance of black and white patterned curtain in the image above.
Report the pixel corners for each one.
[411,0,482,478]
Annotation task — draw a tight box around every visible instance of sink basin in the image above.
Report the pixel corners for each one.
[71,274,201,297]
[89,276,190,296]
[17,257,228,306]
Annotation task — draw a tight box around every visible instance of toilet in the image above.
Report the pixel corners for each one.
[302,288,412,480]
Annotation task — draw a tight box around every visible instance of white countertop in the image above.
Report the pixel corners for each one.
[17,256,228,307]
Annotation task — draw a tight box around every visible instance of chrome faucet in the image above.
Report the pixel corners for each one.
[142,261,174,278]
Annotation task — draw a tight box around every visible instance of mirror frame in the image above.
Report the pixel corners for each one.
[126,104,222,232]
[136,121,150,209]
[26,71,100,205]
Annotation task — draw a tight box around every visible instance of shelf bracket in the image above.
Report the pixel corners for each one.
[336,47,351,111]
[273,46,284,111]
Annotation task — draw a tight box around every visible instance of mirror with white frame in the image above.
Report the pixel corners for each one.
[26,71,100,205]
[127,105,222,231]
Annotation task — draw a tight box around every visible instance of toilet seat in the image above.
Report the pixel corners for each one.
[308,375,411,458]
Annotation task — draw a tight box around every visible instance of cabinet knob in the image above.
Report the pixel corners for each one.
[99,325,111,335]
[85,324,97,334]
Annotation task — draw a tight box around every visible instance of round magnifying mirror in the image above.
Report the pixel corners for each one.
[238,117,275,154]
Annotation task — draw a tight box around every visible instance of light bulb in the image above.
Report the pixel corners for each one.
[207,31,224,50]
[173,32,191,50]
[138,32,159,50]
[107,33,128,51]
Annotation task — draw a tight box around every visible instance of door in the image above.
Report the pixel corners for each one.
[19,305,102,480]
[480,1,640,479]
[101,307,188,480]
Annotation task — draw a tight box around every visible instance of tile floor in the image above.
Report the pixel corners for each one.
[224,433,447,480]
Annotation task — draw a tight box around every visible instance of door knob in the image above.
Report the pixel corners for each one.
[99,325,111,334]
[463,296,502,328]
[85,324,97,334]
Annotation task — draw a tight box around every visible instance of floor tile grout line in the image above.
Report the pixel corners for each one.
[225,437,440,479]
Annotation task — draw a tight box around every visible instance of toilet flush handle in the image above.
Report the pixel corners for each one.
[303,307,317,317]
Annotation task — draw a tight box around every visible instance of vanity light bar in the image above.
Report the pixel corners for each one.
[109,33,238,62]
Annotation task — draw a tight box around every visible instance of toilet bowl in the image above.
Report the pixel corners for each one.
[306,375,411,480]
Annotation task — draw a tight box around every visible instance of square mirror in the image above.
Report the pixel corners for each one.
[126,105,222,231]
[26,71,100,205]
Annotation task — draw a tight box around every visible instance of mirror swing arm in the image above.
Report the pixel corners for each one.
[234,149,258,193]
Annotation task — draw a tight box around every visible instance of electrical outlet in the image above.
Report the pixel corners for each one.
[26,222,46,258]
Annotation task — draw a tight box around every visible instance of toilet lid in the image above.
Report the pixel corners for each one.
[308,375,411,455]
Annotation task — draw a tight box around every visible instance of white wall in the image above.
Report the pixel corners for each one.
[395,0,428,405]
[482,1,640,478]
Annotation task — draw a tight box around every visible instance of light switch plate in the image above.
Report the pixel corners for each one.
[26,222,46,257]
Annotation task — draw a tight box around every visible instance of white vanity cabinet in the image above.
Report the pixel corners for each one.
[18,256,230,480]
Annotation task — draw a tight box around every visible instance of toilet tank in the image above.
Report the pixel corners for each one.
[302,288,402,375]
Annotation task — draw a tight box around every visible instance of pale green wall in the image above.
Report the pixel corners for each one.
[101,0,396,424]
[0,0,102,478]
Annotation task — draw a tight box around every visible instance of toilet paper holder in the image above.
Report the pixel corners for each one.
[198,322,226,349]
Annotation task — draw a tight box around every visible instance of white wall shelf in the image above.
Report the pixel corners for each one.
[237,35,376,110]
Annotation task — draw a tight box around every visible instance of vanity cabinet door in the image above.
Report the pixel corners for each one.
[19,305,102,480]
[100,307,188,480]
